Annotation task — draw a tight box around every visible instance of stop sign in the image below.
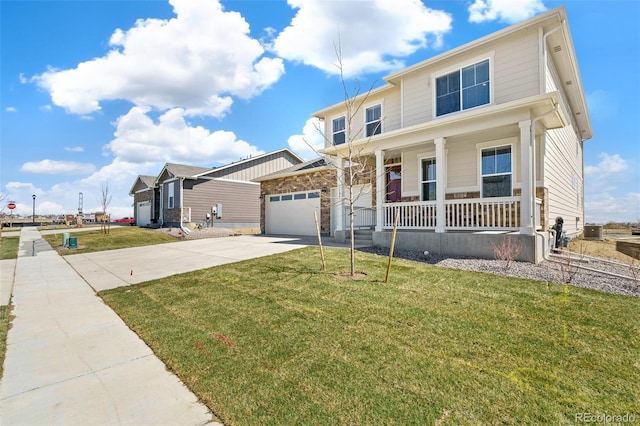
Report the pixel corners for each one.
[7,202,16,210]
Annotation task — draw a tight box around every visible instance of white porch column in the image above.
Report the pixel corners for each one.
[519,120,534,235]
[435,137,446,233]
[335,157,344,231]
[375,149,384,232]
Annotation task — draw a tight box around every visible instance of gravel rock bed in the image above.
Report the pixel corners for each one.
[358,247,639,297]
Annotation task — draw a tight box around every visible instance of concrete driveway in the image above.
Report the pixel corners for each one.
[64,234,328,291]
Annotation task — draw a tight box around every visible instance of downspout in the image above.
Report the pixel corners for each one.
[529,103,558,260]
[533,20,565,262]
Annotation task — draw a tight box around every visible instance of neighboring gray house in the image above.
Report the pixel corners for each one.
[129,149,303,229]
[267,7,591,263]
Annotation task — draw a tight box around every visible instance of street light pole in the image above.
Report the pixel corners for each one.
[32,194,36,224]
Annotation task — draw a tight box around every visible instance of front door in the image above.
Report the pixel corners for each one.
[386,166,402,202]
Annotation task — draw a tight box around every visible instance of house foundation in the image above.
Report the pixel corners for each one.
[370,230,549,263]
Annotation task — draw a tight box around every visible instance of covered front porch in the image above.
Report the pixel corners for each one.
[326,95,565,263]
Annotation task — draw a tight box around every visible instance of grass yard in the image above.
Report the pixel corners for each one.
[101,247,640,425]
[0,305,11,379]
[43,227,178,255]
[0,237,20,260]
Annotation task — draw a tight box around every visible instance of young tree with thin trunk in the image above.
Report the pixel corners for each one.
[304,43,381,277]
[98,183,112,235]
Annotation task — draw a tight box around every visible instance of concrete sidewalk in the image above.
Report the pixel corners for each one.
[0,227,219,425]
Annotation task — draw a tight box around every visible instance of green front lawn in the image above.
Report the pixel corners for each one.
[43,227,178,255]
[0,305,11,379]
[101,247,640,425]
[0,237,19,260]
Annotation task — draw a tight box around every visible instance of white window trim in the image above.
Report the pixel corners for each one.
[417,149,448,201]
[330,114,347,146]
[420,156,437,201]
[432,52,495,119]
[364,102,383,137]
[476,138,515,198]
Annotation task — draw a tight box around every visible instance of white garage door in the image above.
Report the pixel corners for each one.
[266,191,320,236]
[136,201,151,226]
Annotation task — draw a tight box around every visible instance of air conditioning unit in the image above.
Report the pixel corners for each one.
[583,225,603,240]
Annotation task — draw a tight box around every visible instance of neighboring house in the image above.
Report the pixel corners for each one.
[129,149,303,229]
[262,6,591,263]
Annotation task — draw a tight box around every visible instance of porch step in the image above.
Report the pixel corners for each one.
[349,229,373,246]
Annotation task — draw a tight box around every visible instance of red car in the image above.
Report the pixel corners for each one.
[115,217,135,225]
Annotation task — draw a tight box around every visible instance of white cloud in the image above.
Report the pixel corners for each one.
[6,107,17,112]
[20,160,97,175]
[271,0,452,77]
[105,106,263,165]
[19,73,27,84]
[468,0,546,24]
[287,118,325,160]
[585,192,640,224]
[65,146,85,153]
[40,105,52,111]
[31,0,284,117]
[584,153,628,176]
[3,160,161,218]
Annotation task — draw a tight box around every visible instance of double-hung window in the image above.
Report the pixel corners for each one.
[365,104,382,137]
[332,116,346,145]
[421,158,437,201]
[167,182,175,208]
[481,146,512,197]
[436,59,490,117]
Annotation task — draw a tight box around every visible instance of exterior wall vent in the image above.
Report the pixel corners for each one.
[553,45,562,53]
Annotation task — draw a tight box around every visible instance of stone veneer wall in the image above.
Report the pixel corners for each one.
[260,169,337,234]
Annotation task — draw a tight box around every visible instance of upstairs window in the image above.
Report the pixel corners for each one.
[436,59,490,117]
[421,158,437,201]
[481,146,511,198]
[332,116,346,145]
[365,104,382,137]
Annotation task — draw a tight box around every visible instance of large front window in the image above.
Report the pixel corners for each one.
[332,116,346,145]
[481,146,511,197]
[421,158,436,201]
[436,59,490,117]
[365,104,382,137]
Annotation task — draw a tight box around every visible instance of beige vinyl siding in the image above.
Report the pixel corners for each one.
[207,153,299,181]
[545,49,559,93]
[384,90,402,133]
[183,179,260,226]
[402,72,432,128]
[544,125,583,236]
[399,29,540,126]
[401,146,422,196]
[446,140,477,190]
[493,30,540,104]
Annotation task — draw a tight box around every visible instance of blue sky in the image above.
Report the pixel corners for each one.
[1,0,638,223]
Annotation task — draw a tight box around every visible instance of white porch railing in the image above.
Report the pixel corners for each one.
[343,206,376,229]
[382,201,437,229]
[382,196,521,230]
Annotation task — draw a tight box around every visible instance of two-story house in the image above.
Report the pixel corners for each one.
[258,6,591,263]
